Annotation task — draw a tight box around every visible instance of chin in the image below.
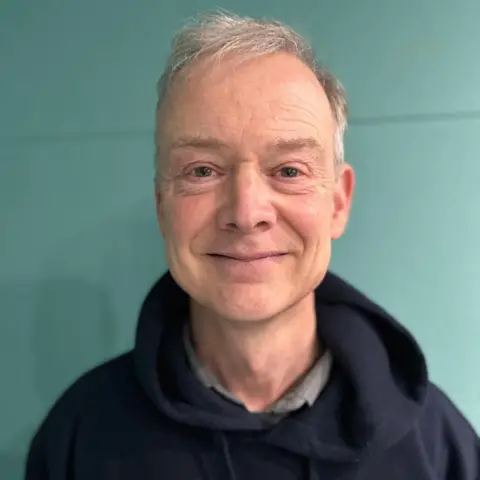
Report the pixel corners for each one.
[202,282,295,323]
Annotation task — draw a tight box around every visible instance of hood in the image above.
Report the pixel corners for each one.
[133,270,429,464]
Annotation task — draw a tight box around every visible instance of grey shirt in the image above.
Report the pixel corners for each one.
[184,324,332,417]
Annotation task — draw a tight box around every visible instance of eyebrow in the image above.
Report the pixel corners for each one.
[169,136,229,151]
[168,135,325,154]
[266,137,325,154]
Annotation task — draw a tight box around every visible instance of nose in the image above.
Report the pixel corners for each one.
[217,165,277,234]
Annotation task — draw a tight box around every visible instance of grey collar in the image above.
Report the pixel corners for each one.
[183,323,332,415]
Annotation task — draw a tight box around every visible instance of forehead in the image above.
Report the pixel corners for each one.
[157,53,335,154]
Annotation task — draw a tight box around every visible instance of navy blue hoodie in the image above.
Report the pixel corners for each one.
[26,271,479,479]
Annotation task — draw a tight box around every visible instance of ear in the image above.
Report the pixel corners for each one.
[331,163,355,239]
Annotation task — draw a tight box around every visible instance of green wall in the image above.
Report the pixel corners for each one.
[1,1,480,478]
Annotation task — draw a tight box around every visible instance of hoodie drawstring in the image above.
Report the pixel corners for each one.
[308,458,319,480]
[198,431,319,480]
[194,432,238,480]
[216,433,238,480]
[218,433,316,480]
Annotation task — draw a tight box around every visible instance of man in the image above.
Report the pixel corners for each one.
[26,11,479,480]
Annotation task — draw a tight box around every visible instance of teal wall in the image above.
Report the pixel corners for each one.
[1,1,480,478]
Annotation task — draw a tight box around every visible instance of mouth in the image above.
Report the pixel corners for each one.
[208,252,287,262]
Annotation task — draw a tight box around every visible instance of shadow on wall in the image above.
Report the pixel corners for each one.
[0,429,38,480]
[0,451,23,480]
[0,202,164,480]
[32,277,117,407]
[0,278,116,480]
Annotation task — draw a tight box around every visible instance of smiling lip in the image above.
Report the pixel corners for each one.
[209,252,286,262]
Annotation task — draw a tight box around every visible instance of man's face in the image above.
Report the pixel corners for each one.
[155,53,354,322]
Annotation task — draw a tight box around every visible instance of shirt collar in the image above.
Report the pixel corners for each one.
[183,322,332,414]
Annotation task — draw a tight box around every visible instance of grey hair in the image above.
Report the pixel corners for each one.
[155,11,347,181]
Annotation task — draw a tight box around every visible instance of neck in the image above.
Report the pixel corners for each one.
[189,293,319,412]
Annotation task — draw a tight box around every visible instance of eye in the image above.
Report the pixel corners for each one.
[191,166,214,177]
[278,166,301,178]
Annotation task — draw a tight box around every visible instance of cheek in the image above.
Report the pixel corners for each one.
[285,192,334,244]
[163,195,216,245]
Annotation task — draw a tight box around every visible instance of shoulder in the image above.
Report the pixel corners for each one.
[43,352,135,422]
[417,382,479,479]
[27,353,136,457]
